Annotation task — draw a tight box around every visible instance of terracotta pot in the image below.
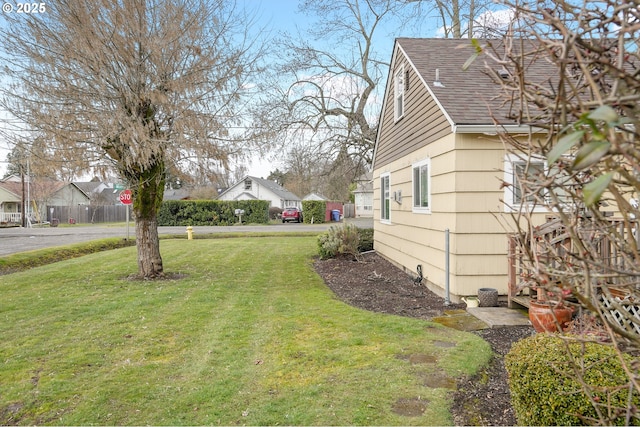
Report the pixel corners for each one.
[529,301,573,333]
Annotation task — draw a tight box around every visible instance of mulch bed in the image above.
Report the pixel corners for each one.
[313,251,534,426]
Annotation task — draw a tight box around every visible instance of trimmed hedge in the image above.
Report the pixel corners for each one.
[302,200,326,224]
[158,200,269,226]
[505,333,639,426]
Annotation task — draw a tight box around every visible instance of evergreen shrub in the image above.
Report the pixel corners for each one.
[302,200,326,224]
[357,228,374,252]
[317,223,360,259]
[158,200,269,226]
[505,333,639,426]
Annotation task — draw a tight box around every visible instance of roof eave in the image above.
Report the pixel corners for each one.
[452,124,545,134]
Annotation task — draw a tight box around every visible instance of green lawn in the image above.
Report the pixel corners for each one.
[0,236,491,425]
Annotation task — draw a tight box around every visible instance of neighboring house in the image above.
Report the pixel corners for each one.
[352,172,373,218]
[372,38,551,301]
[303,193,327,201]
[0,181,21,224]
[0,178,91,223]
[74,181,111,200]
[163,188,192,201]
[217,176,301,209]
[48,182,91,207]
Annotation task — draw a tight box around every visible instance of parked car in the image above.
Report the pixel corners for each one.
[282,207,303,223]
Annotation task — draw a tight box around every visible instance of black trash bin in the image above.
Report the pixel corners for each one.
[51,218,59,227]
[331,209,341,221]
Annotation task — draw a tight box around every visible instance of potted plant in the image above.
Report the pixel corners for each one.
[529,299,574,332]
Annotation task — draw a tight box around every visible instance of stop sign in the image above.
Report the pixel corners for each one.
[119,189,133,205]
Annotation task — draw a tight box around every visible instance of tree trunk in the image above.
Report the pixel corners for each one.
[132,160,165,278]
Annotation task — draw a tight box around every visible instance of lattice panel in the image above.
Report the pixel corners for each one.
[600,295,640,336]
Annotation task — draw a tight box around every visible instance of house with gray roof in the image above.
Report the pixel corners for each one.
[372,38,551,302]
[217,176,301,209]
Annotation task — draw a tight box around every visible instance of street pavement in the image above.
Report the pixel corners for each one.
[0,217,373,256]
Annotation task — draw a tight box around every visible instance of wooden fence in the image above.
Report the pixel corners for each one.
[46,205,131,224]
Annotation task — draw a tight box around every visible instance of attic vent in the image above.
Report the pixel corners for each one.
[433,68,445,88]
[497,68,510,80]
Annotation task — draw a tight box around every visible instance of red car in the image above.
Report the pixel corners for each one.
[282,207,303,223]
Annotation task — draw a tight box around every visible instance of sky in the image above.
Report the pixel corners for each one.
[0,0,445,180]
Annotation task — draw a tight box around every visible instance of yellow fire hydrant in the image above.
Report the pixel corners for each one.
[186,225,193,240]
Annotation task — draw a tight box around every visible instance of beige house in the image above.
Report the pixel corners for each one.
[372,38,551,301]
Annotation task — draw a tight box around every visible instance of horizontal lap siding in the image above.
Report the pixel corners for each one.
[373,50,524,299]
[373,54,451,171]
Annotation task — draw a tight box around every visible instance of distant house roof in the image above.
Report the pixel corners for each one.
[393,38,548,132]
[0,181,21,200]
[164,188,191,200]
[74,181,104,194]
[250,176,300,201]
[352,181,373,194]
[303,193,327,201]
[97,188,120,204]
[218,176,300,202]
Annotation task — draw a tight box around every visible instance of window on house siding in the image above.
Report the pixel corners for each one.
[381,173,390,221]
[394,66,404,121]
[512,162,544,204]
[412,159,431,212]
[504,155,554,212]
[244,179,252,190]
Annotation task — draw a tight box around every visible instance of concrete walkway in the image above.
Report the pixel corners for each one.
[433,306,531,331]
[467,306,531,328]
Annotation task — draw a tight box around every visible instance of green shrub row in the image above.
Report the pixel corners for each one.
[317,224,374,259]
[506,333,639,426]
[301,200,326,224]
[158,200,270,226]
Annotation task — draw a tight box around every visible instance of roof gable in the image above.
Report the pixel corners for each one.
[218,176,300,201]
[0,182,21,201]
[396,38,549,129]
[373,38,551,170]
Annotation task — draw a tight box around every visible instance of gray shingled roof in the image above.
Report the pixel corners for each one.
[397,38,548,128]
[247,176,301,201]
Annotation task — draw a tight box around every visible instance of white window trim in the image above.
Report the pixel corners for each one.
[380,172,391,224]
[503,154,548,213]
[394,65,405,122]
[412,158,431,214]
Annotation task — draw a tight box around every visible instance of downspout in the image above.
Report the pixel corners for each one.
[444,228,451,305]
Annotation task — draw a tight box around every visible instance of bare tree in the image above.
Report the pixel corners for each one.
[480,0,640,423]
[406,0,501,38]
[0,0,263,278]
[251,0,406,186]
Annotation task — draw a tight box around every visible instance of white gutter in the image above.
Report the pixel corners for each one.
[452,124,545,134]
